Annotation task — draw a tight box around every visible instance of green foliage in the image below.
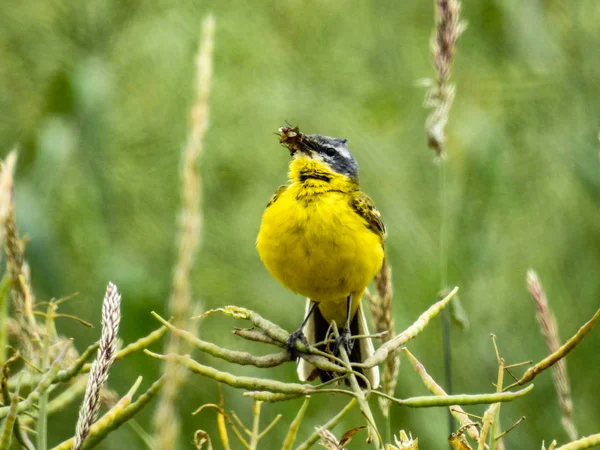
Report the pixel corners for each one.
[1,1,600,448]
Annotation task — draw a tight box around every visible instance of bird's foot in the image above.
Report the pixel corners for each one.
[286,329,310,358]
[334,326,353,356]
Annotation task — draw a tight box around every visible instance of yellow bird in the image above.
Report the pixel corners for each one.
[256,126,385,387]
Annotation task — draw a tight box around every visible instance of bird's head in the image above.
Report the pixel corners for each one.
[279,126,359,181]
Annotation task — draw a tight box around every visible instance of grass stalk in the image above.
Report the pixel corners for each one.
[402,348,479,440]
[154,15,215,449]
[38,301,60,450]
[372,385,532,408]
[439,156,453,439]
[0,275,10,367]
[527,270,578,440]
[53,376,164,450]
[489,336,504,450]
[554,433,600,450]
[281,396,310,450]
[0,342,70,420]
[504,306,600,391]
[249,400,262,449]
[0,377,20,450]
[362,286,459,367]
[331,323,382,448]
[294,399,357,450]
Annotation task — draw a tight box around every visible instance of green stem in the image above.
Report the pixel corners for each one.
[385,414,392,447]
[37,374,49,450]
[361,286,459,367]
[281,396,310,450]
[249,400,262,450]
[37,303,55,450]
[439,155,453,443]
[294,399,357,450]
[127,419,155,450]
[0,274,11,366]
[0,342,70,420]
[331,323,382,449]
[371,384,533,408]
[489,358,504,450]
[439,152,448,291]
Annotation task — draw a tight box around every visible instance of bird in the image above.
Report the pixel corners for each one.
[256,125,385,387]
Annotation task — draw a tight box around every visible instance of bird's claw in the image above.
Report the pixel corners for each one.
[286,329,309,358]
[334,326,353,356]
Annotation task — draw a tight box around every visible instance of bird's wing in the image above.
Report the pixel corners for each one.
[350,191,386,241]
[265,185,288,208]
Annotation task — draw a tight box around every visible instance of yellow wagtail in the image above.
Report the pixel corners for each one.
[256,125,385,387]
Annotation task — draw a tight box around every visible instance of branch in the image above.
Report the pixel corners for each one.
[504,307,600,391]
[193,308,346,373]
[403,347,479,440]
[145,351,316,395]
[9,325,167,390]
[554,434,600,450]
[372,384,533,408]
[52,376,164,450]
[152,312,291,367]
[0,342,70,420]
[361,287,459,368]
[294,399,357,450]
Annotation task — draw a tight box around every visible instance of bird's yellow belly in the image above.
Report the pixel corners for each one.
[257,189,384,324]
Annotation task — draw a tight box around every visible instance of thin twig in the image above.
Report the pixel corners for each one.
[366,258,399,418]
[331,323,381,448]
[0,342,71,420]
[527,270,577,440]
[478,403,500,450]
[554,433,600,450]
[402,348,479,440]
[504,307,600,391]
[53,376,164,450]
[489,335,504,450]
[249,400,261,449]
[294,399,357,450]
[372,385,533,408]
[361,287,459,368]
[0,376,20,450]
[11,325,166,391]
[146,351,317,395]
[282,396,310,450]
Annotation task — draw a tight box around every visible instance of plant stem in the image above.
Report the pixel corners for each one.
[385,414,392,446]
[249,400,261,450]
[0,275,10,367]
[439,155,448,294]
[489,337,504,450]
[439,155,453,441]
[37,303,55,450]
[127,419,156,450]
[294,399,357,450]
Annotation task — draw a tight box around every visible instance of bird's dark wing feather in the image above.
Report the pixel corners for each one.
[350,191,386,241]
[266,185,288,208]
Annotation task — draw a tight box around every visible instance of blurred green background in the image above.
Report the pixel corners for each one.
[2,0,600,448]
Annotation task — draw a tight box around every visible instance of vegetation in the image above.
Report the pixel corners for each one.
[1,1,599,449]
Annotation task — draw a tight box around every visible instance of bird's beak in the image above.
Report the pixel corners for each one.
[279,126,313,156]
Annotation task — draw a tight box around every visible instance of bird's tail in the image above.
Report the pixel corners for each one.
[297,299,380,388]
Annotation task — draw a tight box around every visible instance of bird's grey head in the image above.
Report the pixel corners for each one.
[302,134,359,180]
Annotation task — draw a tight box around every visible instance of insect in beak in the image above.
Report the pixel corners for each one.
[279,125,312,156]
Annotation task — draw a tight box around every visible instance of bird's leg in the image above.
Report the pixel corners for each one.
[286,301,319,357]
[334,295,354,356]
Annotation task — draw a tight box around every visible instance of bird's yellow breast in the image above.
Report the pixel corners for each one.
[256,159,384,325]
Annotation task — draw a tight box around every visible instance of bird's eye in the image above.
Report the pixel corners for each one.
[323,147,337,157]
